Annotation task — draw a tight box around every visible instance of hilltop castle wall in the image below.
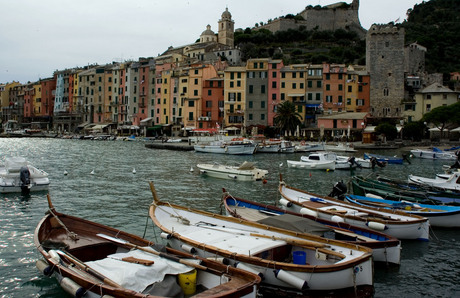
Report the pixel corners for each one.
[257,0,366,39]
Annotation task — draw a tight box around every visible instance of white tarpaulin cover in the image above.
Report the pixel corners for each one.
[85,247,198,292]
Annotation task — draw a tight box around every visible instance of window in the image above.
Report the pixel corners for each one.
[300,83,304,89]
[347,98,351,105]
[317,81,322,88]
[281,72,286,78]
[188,100,195,107]
[188,112,193,120]
[253,62,257,69]
[194,78,198,85]
[426,104,431,111]
[206,101,212,108]
[338,84,343,91]
[338,96,343,103]
[237,81,241,87]
[249,85,253,94]
[308,93,313,101]
[281,82,285,88]
[261,101,265,108]
[292,83,296,89]
[272,63,277,69]
[326,74,330,80]
[326,95,333,103]
[338,74,343,80]
[272,93,277,100]
[261,114,265,120]
[237,72,241,79]
[384,88,389,96]
[272,81,277,88]
[300,72,304,78]
[426,94,432,99]
[348,86,352,92]
[326,84,330,91]
[194,90,198,96]
[208,90,212,96]
[259,62,263,68]
[249,114,253,120]
[230,82,234,88]
[194,69,198,75]
[261,85,266,93]
[358,85,363,92]
[281,93,285,100]
[249,101,253,108]
[292,72,297,79]
[308,80,312,88]
[230,72,234,80]
[272,71,277,78]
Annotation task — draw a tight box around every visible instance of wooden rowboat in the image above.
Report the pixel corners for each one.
[148,182,374,296]
[221,190,401,265]
[34,196,261,297]
[279,177,430,241]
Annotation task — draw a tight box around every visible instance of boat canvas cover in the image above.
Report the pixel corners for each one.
[85,247,198,292]
[257,214,331,236]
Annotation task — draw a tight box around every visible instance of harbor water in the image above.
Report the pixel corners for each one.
[0,138,459,297]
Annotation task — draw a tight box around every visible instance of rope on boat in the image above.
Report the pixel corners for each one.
[48,208,79,241]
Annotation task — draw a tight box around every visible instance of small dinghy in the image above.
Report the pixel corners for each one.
[197,161,268,181]
[34,196,261,298]
[0,156,49,194]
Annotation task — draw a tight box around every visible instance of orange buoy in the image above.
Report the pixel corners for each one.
[263,179,268,184]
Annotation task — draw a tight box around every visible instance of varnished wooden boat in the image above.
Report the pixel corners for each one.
[221,189,401,265]
[148,182,374,296]
[34,196,261,297]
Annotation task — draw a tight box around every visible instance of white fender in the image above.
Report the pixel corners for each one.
[228,174,238,179]
[274,269,308,290]
[365,193,384,199]
[180,244,197,254]
[300,208,318,217]
[234,262,264,279]
[36,259,53,276]
[160,232,172,239]
[60,277,85,298]
[279,198,292,208]
[48,250,61,263]
[367,221,387,231]
[331,215,345,223]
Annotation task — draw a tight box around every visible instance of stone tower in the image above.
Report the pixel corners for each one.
[218,8,234,47]
[366,24,405,118]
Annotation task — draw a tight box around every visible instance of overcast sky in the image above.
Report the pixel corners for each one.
[0,0,424,84]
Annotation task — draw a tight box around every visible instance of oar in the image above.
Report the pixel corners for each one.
[248,234,347,259]
[96,233,207,270]
[55,250,122,288]
[249,233,327,248]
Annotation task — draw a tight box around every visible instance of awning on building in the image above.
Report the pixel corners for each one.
[364,126,376,132]
[306,104,320,107]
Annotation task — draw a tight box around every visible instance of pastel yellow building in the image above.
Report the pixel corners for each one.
[223,66,246,128]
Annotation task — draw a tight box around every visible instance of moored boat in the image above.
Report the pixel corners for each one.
[222,190,401,265]
[410,148,457,160]
[34,196,261,298]
[197,161,268,181]
[194,139,256,155]
[148,182,374,295]
[344,194,460,228]
[409,172,460,192]
[300,152,357,170]
[363,153,404,165]
[287,153,336,171]
[279,178,430,241]
[256,139,295,153]
[0,156,49,194]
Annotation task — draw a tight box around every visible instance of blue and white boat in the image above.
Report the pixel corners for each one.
[345,194,460,228]
[410,147,457,160]
[363,153,404,165]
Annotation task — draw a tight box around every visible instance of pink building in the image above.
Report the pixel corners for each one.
[267,60,283,126]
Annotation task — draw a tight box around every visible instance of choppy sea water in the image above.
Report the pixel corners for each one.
[0,138,459,297]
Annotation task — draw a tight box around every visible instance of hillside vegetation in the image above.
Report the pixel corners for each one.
[234,0,459,74]
[402,0,460,74]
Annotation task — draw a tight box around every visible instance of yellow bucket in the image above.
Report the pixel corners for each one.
[178,269,197,295]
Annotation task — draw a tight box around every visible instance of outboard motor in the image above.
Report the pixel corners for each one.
[370,157,387,169]
[328,181,347,200]
[347,156,362,168]
[20,166,31,193]
[402,154,411,164]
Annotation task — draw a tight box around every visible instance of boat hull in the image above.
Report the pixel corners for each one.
[287,160,336,170]
[197,164,267,181]
[410,149,456,160]
[345,195,460,228]
[279,182,430,241]
[194,144,256,155]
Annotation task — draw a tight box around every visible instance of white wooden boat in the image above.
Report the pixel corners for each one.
[35,197,261,298]
[410,148,457,160]
[301,152,356,170]
[257,139,295,153]
[278,179,430,241]
[345,194,460,228]
[197,162,268,181]
[222,191,401,265]
[194,139,256,155]
[409,172,460,191]
[336,155,371,168]
[0,156,49,193]
[148,182,374,295]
